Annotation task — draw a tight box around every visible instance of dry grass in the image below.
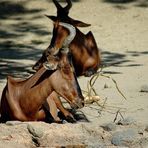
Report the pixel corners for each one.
[83,68,127,117]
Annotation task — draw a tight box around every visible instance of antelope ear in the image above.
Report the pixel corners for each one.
[72,19,91,27]
[86,31,97,47]
[43,61,58,70]
[45,15,58,22]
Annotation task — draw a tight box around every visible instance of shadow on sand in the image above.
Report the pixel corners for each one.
[0,0,148,82]
[101,50,148,74]
[102,0,148,9]
[0,1,50,81]
[0,0,84,82]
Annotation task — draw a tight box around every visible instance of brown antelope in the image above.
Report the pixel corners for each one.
[32,0,101,122]
[33,0,101,77]
[0,22,84,123]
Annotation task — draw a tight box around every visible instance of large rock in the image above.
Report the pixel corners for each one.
[111,128,138,146]
[0,121,147,147]
[38,123,105,147]
[27,124,44,138]
[0,123,34,147]
[0,122,105,148]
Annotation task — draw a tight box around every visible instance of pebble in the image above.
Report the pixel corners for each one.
[27,124,43,138]
[111,128,138,146]
[6,121,22,126]
[117,117,136,125]
[101,122,116,131]
[140,85,148,92]
[145,125,148,132]
[104,83,110,89]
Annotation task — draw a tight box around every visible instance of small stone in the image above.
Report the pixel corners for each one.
[27,124,43,138]
[104,83,110,89]
[111,128,138,146]
[101,122,116,131]
[6,121,22,126]
[140,85,148,92]
[62,120,68,124]
[117,117,136,125]
[145,125,148,132]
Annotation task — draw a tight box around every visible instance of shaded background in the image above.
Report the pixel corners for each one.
[0,0,148,82]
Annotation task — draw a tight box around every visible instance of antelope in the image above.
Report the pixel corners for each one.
[33,0,101,77]
[0,22,84,123]
[31,0,101,122]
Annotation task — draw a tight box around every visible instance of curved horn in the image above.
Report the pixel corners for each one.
[59,22,76,49]
[52,0,62,10]
[52,0,72,16]
[64,0,72,13]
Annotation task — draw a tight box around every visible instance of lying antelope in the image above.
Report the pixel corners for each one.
[32,0,101,122]
[0,22,84,123]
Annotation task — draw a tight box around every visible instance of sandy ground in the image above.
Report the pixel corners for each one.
[0,0,148,147]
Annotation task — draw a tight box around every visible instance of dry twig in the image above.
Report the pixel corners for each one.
[83,67,127,119]
[113,109,125,123]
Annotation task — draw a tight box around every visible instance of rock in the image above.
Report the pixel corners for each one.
[101,122,116,131]
[0,123,35,147]
[111,128,138,146]
[117,117,136,125]
[6,121,22,126]
[145,125,148,132]
[38,123,105,147]
[140,85,148,92]
[0,141,32,148]
[104,83,110,89]
[27,124,43,138]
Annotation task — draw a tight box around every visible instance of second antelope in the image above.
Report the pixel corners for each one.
[33,0,101,77]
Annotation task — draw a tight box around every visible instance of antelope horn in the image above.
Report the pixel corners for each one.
[52,0,62,10]
[59,22,76,49]
[47,22,76,55]
[64,0,72,13]
[52,0,72,16]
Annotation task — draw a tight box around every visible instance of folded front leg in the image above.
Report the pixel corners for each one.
[50,91,76,123]
[43,95,61,123]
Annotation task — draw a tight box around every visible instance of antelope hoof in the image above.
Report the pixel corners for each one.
[65,115,77,123]
[54,117,63,123]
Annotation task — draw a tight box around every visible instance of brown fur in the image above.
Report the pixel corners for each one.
[0,52,84,123]
[32,0,101,122]
[33,0,101,76]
